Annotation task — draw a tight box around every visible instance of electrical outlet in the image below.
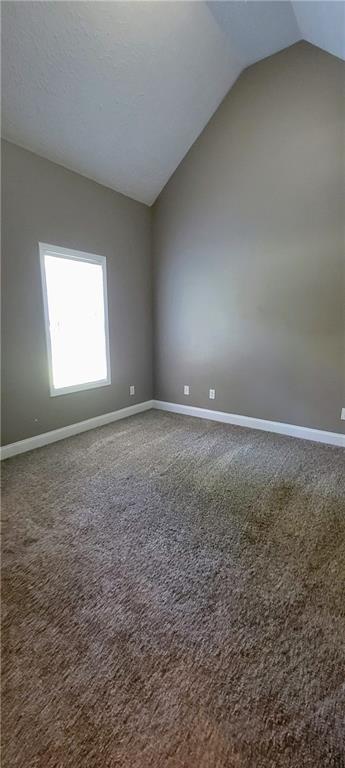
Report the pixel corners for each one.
[184,385,190,396]
[341,407,345,421]
[209,388,216,400]
[129,385,135,396]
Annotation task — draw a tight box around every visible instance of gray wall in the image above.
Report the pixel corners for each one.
[2,42,345,445]
[153,42,345,434]
[1,140,152,445]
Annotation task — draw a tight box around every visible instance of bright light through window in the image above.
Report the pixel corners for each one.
[39,244,111,396]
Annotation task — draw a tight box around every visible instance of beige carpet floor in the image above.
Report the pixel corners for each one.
[2,410,345,767]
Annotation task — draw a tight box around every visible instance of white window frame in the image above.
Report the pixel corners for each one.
[39,242,111,397]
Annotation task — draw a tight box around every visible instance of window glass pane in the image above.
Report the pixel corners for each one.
[43,254,108,390]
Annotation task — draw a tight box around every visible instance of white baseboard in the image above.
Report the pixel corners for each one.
[152,400,345,448]
[2,398,344,459]
[0,400,154,460]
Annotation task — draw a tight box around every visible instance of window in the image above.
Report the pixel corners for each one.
[39,243,111,396]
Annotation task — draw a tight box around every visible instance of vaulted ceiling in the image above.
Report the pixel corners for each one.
[2,1,344,205]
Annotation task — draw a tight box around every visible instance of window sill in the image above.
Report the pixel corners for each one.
[49,378,112,397]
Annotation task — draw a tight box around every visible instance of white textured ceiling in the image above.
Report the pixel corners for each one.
[292,1,345,61]
[2,1,344,205]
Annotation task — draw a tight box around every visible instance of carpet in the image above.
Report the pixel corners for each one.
[2,410,345,767]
